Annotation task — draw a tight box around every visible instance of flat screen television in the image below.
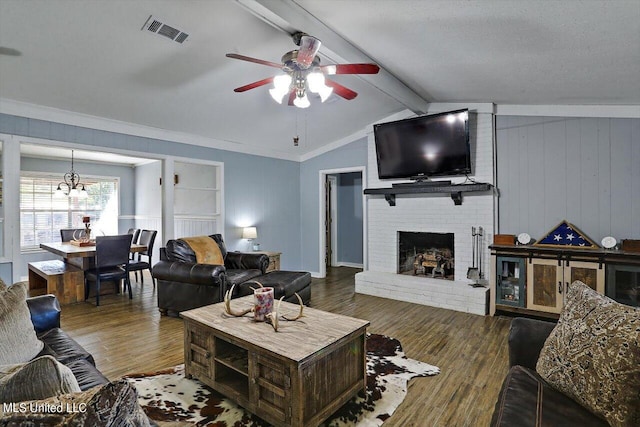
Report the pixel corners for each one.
[374,109,471,180]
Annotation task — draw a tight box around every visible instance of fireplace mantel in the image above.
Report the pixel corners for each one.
[364,182,493,206]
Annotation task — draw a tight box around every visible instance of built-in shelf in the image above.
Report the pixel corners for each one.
[364,183,493,206]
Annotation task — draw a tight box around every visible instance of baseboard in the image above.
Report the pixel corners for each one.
[335,262,364,269]
[310,271,323,279]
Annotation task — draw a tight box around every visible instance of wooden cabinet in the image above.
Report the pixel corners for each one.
[255,251,281,272]
[527,259,604,314]
[490,245,635,317]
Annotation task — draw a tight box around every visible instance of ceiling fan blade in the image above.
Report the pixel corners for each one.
[287,90,296,106]
[325,79,358,100]
[321,63,380,75]
[233,77,275,93]
[226,53,282,69]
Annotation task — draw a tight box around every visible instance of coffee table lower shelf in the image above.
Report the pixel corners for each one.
[182,298,369,427]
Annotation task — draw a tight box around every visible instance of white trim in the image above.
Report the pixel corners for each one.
[318,166,367,279]
[495,104,640,118]
[336,262,364,268]
[0,98,300,161]
[119,215,136,220]
[309,271,323,279]
[132,215,162,220]
[328,175,338,267]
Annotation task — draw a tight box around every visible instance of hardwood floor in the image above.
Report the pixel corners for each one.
[60,267,512,426]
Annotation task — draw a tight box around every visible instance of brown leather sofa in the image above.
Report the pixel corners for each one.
[27,294,109,391]
[153,234,312,317]
[490,317,607,427]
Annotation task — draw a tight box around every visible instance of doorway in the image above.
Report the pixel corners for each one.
[319,167,366,278]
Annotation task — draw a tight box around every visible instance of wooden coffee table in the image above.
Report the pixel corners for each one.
[181,296,369,427]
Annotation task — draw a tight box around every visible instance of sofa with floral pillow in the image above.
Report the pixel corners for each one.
[491,281,640,427]
[0,280,149,426]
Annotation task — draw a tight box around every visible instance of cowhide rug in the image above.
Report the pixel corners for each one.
[124,334,439,427]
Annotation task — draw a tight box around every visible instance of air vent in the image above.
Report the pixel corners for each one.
[142,15,189,44]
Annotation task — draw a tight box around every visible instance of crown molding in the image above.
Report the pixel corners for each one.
[0,98,301,161]
[496,104,640,118]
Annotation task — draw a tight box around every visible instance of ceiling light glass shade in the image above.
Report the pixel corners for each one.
[269,74,292,103]
[78,185,89,199]
[317,84,333,102]
[293,93,310,108]
[296,35,321,69]
[307,70,332,102]
[306,71,325,93]
[68,187,79,198]
[269,87,288,103]
[273,74,292,90]
[54,185,65,198]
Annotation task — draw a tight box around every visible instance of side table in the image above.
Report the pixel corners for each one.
[254,251,281,272]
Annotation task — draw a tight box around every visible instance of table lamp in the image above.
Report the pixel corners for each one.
[242,227,259,251]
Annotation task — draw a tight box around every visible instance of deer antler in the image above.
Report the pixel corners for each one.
[247,281,263,291]
[266,297,283,332]
[223,284,253,317]
[266,293,305,331]
[282,292,304,321]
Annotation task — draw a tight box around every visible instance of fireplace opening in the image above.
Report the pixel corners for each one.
[398,231,454,280]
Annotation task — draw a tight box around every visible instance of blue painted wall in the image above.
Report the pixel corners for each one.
[337,172,363,265]
[0,113,302,273]
[299,137,368,274]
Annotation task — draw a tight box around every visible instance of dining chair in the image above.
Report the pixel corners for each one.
[60,228,85,242]
[84,234,133,306]
[127,228,141,263]
[129,229,157,286]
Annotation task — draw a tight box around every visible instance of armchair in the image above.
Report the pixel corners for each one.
[153,234,268,317]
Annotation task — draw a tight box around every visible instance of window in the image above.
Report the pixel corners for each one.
[20,173,119,250]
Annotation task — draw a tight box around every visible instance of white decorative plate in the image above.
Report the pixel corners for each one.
[517,233,531,245]
[601,236,617,249]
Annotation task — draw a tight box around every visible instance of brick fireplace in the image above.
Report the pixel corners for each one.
[355,107,494,315]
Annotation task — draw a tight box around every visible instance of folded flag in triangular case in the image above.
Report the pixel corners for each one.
[534,220,599,249]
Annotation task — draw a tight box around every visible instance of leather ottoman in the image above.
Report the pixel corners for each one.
[234,270,311,305]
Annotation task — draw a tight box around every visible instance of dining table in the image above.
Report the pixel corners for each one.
[29,241,148,304]
[40,241,147,270]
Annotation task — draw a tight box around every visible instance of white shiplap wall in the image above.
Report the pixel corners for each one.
[356,110,496,315]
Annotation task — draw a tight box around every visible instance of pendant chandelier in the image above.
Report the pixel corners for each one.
[54,150,88,198]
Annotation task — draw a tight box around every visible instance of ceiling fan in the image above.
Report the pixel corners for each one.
[226,32,380,108]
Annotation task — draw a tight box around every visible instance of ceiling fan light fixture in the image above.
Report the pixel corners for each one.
[296,35,321,69]
[323,65,337,75]
[269,74,293,103]
[306,70,324,92]
[293,93,310,108]
[269,87,288,103]
[318,84,333,102]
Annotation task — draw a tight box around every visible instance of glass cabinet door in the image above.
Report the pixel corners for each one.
[607,264,640,307]
[496,256,526,307]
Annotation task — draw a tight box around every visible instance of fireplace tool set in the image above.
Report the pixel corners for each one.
[467,226,485,287]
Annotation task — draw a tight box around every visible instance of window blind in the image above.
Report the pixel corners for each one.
[20,173,119,250]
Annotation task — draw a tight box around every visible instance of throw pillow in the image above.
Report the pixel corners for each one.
[0,355,81,403]
[0,378,150,426]
[536,280,640,427]
[0,277,7,291]
[180,236,224,265]
[0,282,45,365]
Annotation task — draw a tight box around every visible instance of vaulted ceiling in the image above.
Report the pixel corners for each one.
[1,0,638,161]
